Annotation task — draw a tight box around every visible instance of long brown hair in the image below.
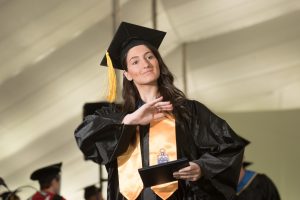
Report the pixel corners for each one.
[121,43,188,116]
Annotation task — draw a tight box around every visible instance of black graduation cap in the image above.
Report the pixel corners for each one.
[83,185,101,200]
[100,21,166,70]
[30,162,62,182]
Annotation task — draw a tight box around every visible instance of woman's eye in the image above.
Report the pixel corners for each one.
[132,60,138,65]
[147,55,154,59]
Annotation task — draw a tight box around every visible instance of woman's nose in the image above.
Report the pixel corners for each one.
[141,58,150,68]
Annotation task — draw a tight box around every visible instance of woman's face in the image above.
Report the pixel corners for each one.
[124,44,160,87]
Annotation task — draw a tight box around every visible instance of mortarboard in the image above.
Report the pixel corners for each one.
[100,22,166,70]
[99,22,166,102]
[30,162,62,182]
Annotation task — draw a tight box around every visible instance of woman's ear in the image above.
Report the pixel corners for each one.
[123,70,133,81]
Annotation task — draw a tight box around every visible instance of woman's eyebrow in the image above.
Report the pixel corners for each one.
[129,51,152,61]
[143,51,153,57]
[129,56,139,61]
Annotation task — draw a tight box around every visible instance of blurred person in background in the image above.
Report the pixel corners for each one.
[236,161,280,200]
[84,185,104,200]
[28,162,66,200]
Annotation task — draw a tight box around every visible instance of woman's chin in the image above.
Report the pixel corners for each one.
[139,76,158,84]
[136,79,158,86]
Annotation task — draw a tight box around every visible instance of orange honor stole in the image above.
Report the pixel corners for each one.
[117,115,177,200]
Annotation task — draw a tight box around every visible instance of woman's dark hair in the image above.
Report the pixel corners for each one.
[121,42,188,117]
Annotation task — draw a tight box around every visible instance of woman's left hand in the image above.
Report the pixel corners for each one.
[173,162,202,181]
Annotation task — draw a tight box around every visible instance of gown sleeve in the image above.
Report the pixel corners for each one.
[188,100,247,200]
[74,104,137,165]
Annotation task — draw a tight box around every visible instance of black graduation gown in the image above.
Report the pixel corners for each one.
[74,99,246,200]
[236,173,281,200]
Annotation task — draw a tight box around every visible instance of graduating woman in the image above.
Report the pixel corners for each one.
[75,22,247,200]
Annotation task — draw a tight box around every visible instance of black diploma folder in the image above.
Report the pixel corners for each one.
[138,158,190,187]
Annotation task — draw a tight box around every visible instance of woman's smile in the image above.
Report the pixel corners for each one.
[142,69,153,75]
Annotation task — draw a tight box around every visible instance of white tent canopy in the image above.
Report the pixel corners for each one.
[0,0,299,199]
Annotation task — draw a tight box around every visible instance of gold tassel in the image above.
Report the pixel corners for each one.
[105,51,117,102]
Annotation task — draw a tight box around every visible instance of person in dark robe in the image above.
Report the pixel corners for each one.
[84,185,104,200]
[236,162,280,200]
[28,162,66,200]
[74,22,247,200]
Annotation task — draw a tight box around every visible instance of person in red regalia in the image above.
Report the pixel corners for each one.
[28,162,66,200]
